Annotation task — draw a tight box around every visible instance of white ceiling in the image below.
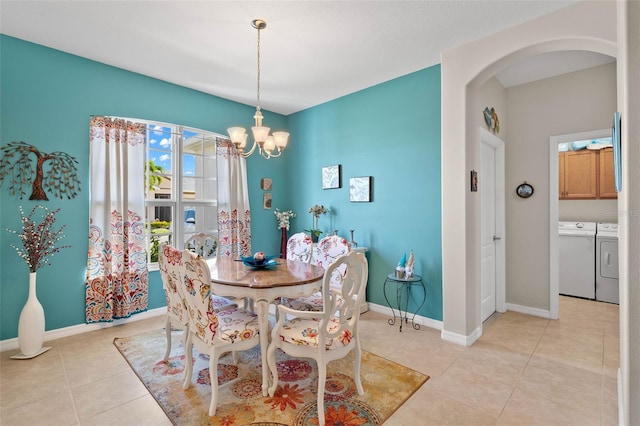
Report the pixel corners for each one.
[0,1,614,116]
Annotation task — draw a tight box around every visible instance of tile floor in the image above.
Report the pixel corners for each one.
[0,296,618,425]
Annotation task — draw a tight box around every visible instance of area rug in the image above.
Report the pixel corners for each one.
[114,328,428,425]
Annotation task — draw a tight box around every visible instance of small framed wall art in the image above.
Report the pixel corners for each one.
[261,177,272,191]
[263,192,272,209]
[349,176,372,202]
[470,170,478,192]
[322,165,341,189]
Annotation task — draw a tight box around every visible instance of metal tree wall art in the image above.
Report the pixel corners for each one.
[0,141,80,200]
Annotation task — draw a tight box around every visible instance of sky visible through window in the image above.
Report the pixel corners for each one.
[148,125,196,176]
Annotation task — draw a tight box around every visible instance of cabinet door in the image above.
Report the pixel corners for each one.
[564,150,597,199]
[559,152,566,198]
[598,148,618,198]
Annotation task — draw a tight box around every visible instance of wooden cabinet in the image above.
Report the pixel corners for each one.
[559,148,617,199]
[598,147,617,198]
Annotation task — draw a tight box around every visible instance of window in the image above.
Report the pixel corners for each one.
[143,121,220,266]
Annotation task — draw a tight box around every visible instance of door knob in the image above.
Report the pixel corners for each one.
[493,236,501,241]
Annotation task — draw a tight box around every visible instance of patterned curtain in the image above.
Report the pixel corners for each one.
[216,138,251,258]
[85,116,149,322]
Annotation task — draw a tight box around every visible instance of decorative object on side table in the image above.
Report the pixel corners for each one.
[274,209,295,258]
[6,205,70,359]
[305,204,328,243]
[349,229,358,249]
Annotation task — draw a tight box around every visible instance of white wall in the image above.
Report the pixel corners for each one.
[505,62,616,310]
[441,0,616,342]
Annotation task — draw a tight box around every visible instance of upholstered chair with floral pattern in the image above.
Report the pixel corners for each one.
[158,244,190,361]
[281,235,350,311]
[266,251,368,426]
[181,249,261,416]
[286,232,313,263]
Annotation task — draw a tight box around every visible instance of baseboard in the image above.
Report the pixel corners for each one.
[366,302,443,331]
[505,303,552,319]
[0,307,166,353]
[441,325,482,347]
[618,368,624,426]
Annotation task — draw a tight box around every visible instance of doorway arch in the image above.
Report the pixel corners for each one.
[440,1,617,345]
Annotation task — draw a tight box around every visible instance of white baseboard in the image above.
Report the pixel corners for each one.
[505,303,552,319]
[366,302,443,331]
[618,368,624,426]
[0,307,166,353]
[441,325,482,347]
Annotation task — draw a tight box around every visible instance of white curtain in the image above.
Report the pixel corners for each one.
[85,116,148,322]
[216,138,251,258]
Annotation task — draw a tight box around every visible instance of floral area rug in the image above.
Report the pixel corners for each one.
[114,328,428,425]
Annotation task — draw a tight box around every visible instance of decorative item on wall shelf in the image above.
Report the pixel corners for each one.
[483,107,500,134]
[305,204,328,243]
[322,164,341,189]
[470,170,478,192]
[263,192,272,209]
[274,209,295,258]
[349,176,372,202]
[516,181,534,198]
[260,177,272,191]
[0,141,80,200]
[6,205,70,359]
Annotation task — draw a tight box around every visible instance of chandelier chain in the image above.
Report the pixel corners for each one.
[256,25,261,110]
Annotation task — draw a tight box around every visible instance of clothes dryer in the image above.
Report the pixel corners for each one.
[559,221,596,299]
[596,223,619,304]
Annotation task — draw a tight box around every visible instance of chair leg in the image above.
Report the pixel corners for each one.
[163,316,171,361]
[266,342,279,397]
[183,332,193,390]
[317,362,327,426]
[354,340,364,395]
[208,351,222,416]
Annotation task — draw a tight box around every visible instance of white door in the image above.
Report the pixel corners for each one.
[480,139,497,322]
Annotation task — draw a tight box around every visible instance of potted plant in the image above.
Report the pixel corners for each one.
[305,204,328,243]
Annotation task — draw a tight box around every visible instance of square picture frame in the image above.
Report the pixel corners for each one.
[261,177,272,191]
[322,165,341,190]
[349,176,372,202]
[470,170,478,192]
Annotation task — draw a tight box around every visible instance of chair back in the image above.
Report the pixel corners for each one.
[286,232,313,263]
[315,235,350,289]
[320,251,368,342]
[185,232,217,259]
[181,249,218,345]
[159,244,189,324]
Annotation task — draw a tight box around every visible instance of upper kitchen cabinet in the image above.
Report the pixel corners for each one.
[559,148,617,200]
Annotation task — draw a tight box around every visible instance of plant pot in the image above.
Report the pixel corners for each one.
[11,272,51,359]
[311,234,319,243]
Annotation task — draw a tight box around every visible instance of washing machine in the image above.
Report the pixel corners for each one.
[559,221,596,299]
[596,222,619,304]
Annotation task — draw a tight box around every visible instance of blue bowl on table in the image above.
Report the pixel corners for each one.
[240,255,279,269]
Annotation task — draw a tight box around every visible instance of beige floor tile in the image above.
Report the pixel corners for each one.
[516,364,602,420]
[427,364,514,417]
[388,385,498,426]
[498,388,599,426]
[81,395,172,426]
[0,388,79,426]
[602,375,619,426]
[454,340,529,387]
[72,370,149,420]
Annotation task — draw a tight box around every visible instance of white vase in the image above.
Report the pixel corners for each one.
[11,272,51,359]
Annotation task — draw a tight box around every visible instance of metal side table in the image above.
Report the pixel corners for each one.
[383,273,426,332]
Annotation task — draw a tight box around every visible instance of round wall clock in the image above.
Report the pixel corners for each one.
[516,182,534,198]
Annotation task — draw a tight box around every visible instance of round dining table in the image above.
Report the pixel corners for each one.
[207,257,324,395]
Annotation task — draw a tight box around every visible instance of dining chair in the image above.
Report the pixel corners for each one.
[181,249,261,416]
[185,232,238,312]
[281,235,350,311]
[184,232,217,259]
[266,251,369,426]
[286,232,313,263]
[158,244,190,362]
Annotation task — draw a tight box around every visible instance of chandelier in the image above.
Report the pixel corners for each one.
[227,19,289,159]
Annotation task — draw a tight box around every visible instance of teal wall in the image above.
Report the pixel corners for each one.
[1,34,442,340]
[285,67,442,320]
[0,35,287,340]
